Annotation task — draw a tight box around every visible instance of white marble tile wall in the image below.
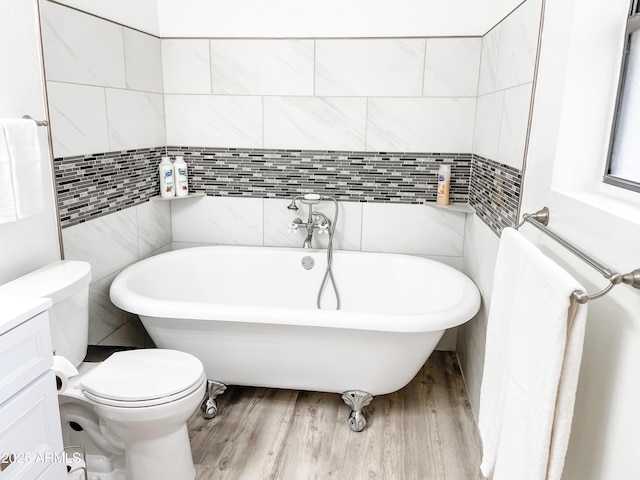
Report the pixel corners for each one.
[460,0,542,416]
[210,40,314,95]
[315,39,426,97]
[162,37,482,152]
[170,196,467,258]
[47,82,110,158]
[161,39,211,94]
[361,203,466,256]
[367,97,476,152]
[123,29,164,93]
[62,200,171,344]
[171,196,264,246]
[165,95,263,148]
[473,91,505,161]
[263,97,367,150]
[458,214,500,417]
[497,83,533,169]
[42,3,487,156]
[105,90,165,151]
[424,38,482,98]
[40,1,126,88]
[473,0,541,169]
[42,1,165,158]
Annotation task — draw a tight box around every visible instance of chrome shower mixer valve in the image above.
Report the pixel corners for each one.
[287,194,334,249]
[286,193,341,310]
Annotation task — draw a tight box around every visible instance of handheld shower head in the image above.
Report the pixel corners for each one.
[300,193,322,205]
[287,199,299,211]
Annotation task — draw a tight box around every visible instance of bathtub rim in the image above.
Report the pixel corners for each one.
[110,245,481,334]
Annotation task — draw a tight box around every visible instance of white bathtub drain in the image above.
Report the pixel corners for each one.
[301,256,315,270]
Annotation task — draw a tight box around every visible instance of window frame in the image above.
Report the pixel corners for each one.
[603,0,640,192]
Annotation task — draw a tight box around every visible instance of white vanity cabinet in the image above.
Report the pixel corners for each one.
[0,296,67,480]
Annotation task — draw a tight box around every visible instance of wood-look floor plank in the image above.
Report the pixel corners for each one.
[189,351,483,480]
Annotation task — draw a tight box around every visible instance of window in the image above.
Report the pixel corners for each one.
[604,0,640,192]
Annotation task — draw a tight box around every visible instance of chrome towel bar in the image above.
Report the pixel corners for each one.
[516,207,640,304]
[21,114,48,127]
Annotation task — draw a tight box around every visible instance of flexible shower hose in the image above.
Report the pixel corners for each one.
[317,197,340,310]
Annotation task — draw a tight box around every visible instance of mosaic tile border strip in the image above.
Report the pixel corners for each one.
[469,155,522,236]
[166,146,472,203]
[54,147,164,228]
[55,146,521,232]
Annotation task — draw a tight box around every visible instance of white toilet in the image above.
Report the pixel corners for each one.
[0,260,207,480]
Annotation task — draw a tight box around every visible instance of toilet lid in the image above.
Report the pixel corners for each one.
[80,349,205,406]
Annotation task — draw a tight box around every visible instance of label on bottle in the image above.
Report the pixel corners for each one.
[436,175,450,205]
[163,170,174,191]
[176,168,188,191]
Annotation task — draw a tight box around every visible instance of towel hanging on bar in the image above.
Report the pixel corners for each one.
[479,227,587,480]
[0,119,45,223]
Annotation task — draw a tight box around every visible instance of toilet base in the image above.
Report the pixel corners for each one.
[69,424,195,480]
[124,423,196,480]
[79,454,125,480]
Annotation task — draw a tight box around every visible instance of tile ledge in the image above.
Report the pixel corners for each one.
[151,193,206,201]
[423,201,475,214]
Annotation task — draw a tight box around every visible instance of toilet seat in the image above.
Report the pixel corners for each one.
[80,349,205,408]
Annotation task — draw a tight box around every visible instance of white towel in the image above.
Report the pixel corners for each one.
[0,119,44,223]
[478,227,587,480]
[0,122,18,223]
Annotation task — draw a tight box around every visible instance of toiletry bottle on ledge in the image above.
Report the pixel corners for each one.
[436,164,451,206]
[159,156,174,198]
[174,156,189,197]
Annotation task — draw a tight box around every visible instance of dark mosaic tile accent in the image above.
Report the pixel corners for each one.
[54,147,165,228]
[56,146,524,231]
[166,146,472,204]
[469,155,522,236]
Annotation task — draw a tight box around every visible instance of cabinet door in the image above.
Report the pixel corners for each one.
[0,312,53,405]
[0,371,66,480]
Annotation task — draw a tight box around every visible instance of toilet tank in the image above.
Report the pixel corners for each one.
[0,261,92,367]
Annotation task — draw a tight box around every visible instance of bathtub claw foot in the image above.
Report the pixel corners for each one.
[201,380,227,420]
[342,390,373,432]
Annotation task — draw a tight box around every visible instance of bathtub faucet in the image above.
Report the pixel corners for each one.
[287,193,341,310]
[287,194,332,249]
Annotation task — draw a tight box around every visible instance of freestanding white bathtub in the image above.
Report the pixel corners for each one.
[110,245,480,431]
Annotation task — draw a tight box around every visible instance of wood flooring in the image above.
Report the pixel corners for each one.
[187,351,483,480]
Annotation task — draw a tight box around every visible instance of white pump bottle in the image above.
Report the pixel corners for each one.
[159,156,174,198]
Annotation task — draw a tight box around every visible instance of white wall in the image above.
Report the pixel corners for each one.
[41,2,165,158]
[520,0,640,477]
[461,0,640,476]
[172,198,467,262]
[457,0,541,412]
[49,0,160,36]
[473,0,540,169]
[40,2,170,344]
[51,0,524,38]
[156,0,523,38]
[163,37,480,152]
[62,202,171,344]
[0,0,60,284]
